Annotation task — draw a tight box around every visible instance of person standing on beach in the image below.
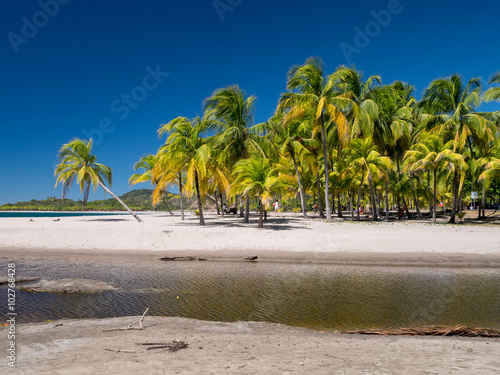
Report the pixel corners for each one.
[273,200,279,215]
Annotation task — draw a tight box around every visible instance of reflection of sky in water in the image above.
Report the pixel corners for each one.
[1,256,499,331]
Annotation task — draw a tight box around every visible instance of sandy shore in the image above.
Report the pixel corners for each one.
[1,212,499,374]
[1,211,499,266]
[1,316,499,375]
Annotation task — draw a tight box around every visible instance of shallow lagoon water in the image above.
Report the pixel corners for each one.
[2,256,499,330]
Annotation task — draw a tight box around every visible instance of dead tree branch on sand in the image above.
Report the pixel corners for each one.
[102,308,152,332]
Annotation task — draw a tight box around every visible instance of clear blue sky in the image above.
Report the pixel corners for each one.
[1,0,499,205]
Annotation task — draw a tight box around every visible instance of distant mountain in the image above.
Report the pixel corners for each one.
[0,189,191,211]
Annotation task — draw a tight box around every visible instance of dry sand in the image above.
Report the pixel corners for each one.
[1,211,499,265]
[1,211,500,374]
[1,316,499,375]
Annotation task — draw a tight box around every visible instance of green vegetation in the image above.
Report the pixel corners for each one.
[0,189,183,212]
[31,59,500,226]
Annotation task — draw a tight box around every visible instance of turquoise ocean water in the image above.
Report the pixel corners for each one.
[0,211,126,218]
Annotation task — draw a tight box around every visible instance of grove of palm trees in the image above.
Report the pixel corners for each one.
[57,58,500,227]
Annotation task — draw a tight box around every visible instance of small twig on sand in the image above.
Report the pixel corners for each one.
[102,308,150,332]
[104,348,135,353]
[138,308,149,330]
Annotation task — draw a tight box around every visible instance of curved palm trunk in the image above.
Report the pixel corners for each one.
[291,150,307,218]
[432,168,437,224]
[98,182,142,222]
[320,115,331,221]
[194,170,205,226]
[316,172,325,219]
[356,174,365,222]
[178,172,185,221]
[162,198,174,216]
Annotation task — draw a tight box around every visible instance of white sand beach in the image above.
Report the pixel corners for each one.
[1,212,499,374]
[1,211,499,265]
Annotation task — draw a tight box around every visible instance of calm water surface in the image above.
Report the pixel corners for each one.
[1,256,499,330]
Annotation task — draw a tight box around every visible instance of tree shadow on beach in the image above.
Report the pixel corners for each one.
[171,214,310,231]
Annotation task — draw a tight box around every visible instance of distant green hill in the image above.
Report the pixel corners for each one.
[0,189,192,211]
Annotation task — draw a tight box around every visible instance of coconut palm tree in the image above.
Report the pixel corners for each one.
[332,65,381,138]
[343,137,392,221]
[158,116,220,226]
[54,138,142,222]
[152,147,187,220]
[420,74,496,223]
[129,154,174,215]
[204,85,259,222]
[484,72,500,103]
[230,153,273,228]
[404,134,466,223]
[278,57,357,220]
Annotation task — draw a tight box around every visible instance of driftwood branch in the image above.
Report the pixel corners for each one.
[102,308,150,332]
[104,348,135,353]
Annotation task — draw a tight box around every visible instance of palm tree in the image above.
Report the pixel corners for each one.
[54,138,142,222]
[343,138,392,221]
[484,72,500,103]
[279,57,356,220]
[230,153,273,228]
[158,116,219,226]
[152,147,187,220]
[332,65,381,138]
[263,114,309,217]
[420,74,496,222]
[129,154,174,215]
[204,85,258,222]
[404,134,466,223]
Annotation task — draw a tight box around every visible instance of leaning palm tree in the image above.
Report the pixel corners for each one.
[279,57,357,220]
[404,134,466,223]
[54,138,142,222]
[230,153,273,228]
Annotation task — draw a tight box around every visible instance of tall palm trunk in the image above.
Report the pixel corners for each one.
[194,170,205,226]
[316,172,325,219]
[220,192,224,218]
[337,193,343,218]
[368,176,378,221]
[356,175,365,221]
[178,172,185,221]
[432,168,437,224]
[449,171,458,224]
[98,182,142,222]
[481,180,486,219]
[258,199,264,228]
[409,176,422,219]
[244,195,250,223]
[385,179,389,220]
[320,115,331,221]
[291,149,307,218]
